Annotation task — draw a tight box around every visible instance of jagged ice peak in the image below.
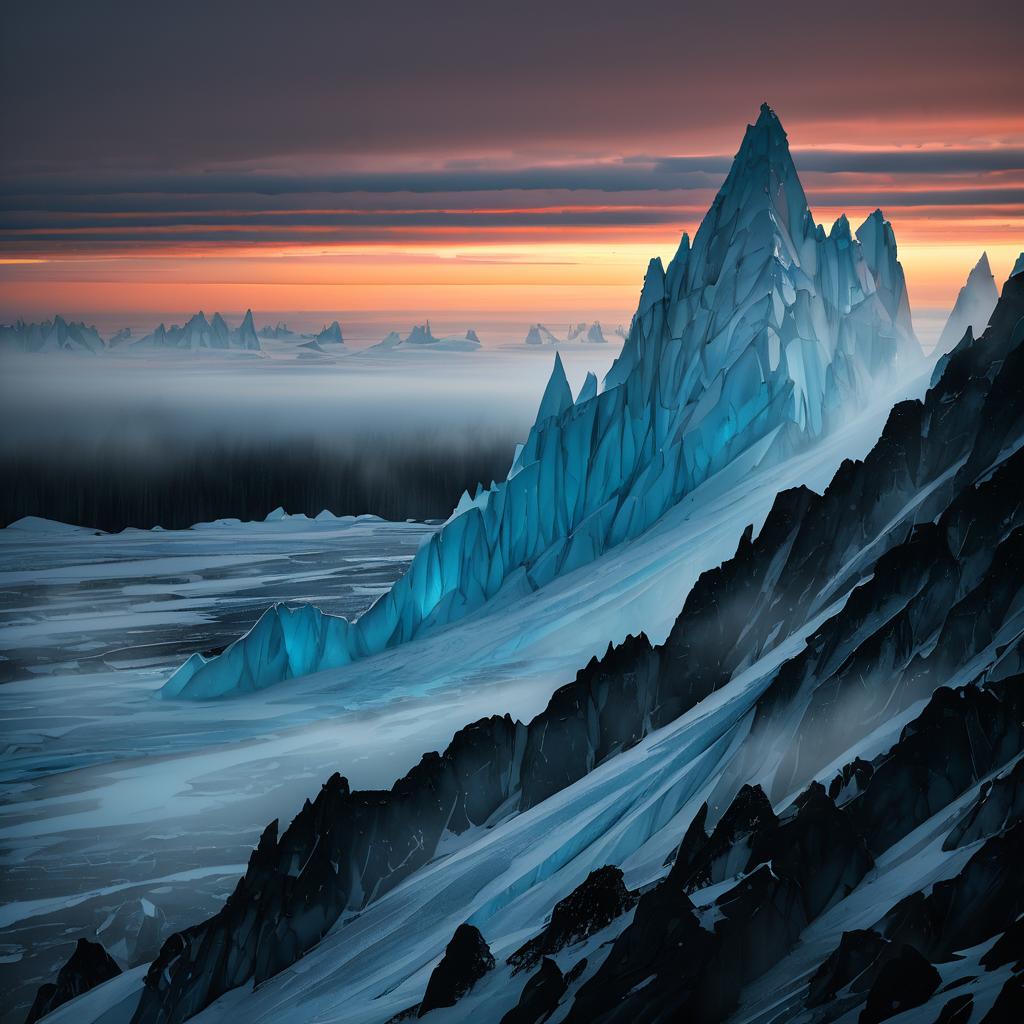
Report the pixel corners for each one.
[162,104,923,699]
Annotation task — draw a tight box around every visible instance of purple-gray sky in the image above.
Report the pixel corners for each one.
[1,0,1021,319]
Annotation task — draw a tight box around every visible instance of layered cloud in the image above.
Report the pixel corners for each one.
[0,0,1020,318]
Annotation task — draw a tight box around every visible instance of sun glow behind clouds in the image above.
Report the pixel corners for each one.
[1,126,1021,324]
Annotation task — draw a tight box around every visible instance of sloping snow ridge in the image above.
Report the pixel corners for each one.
[162,104,922,700]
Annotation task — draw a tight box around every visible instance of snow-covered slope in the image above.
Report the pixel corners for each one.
[935,252,999,356]
[52,257,1022,1024]
[133,311,261,351]
[164,104,922,701]
[0,315,106,353]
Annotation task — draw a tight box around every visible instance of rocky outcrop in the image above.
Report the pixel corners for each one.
[806,929,891,1008]
[499,958,567,1024]
[981,916,1024,972]
[981,973,1024,1023]
[97,898,168,965]
[943,757,1024,850]
[417,924,494,1016]
[132,715,525,1023]
[934,993,975,1024]
[507,866,637,973]
[563,776,872,1023]
[668,785,776,892]
[25,939,121,1024]
[848,681,1024,856]
[879,822,1024,963]
[556,670,1023,1024]
[859,945,940,1024]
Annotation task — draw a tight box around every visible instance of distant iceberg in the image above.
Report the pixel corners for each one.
[258,321,295,340]
[133,309,261,351]
[567,320,608,343]
[525,324,563,346]
[525,321,609,345]
[314,320,345,345]
[362,322,481,353]
[163,104,921,700]
[0,315,106,353]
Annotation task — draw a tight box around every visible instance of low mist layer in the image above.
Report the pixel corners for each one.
[0,347,617,531]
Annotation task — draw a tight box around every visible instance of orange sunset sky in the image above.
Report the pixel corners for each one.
[1,1,1021,333]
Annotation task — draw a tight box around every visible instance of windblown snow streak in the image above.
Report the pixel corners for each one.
[164,105,921,700]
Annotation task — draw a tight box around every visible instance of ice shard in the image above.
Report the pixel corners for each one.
[163,104,922,700]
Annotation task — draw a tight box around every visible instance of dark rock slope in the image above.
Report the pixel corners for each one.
[560,676,1024,1023]
[125,263,1023,1024]
[25,939,121,1024]
[417,924,494,1017]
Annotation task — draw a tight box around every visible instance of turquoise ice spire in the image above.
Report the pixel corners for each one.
[162,105,923,700]
[535,351,573,422]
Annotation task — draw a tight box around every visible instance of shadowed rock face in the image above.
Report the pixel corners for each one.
[559,677,1023,1024]
[806,929,891,1008]
[982,973,1024,1023]
[417,924,494,1017]
[981,916,1024,972]
[667,784,777,892]
[880,821,1024,963]
[507,866,637,974]
[934,993,975,1024]
[128,267,1024,1024]
[499,958,567,1024]
[132,715,524,1024]
[943,757,1024,850]
[564,774,875,1022]
[25,939,121,1024]
[859,945,941,1024]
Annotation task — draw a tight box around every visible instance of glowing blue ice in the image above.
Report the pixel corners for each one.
[163,105,921,700]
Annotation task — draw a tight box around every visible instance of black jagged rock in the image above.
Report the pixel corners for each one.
[418,924,495,1017]
[980,972,1024,1023]
[507,866,637,974]
[499,958,567,1024]
[859,944,940,1024]
[25,938,122,1024]
[806,929,891,1007]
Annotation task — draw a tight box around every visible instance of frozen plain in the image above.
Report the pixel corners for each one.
[0,362,927,1022]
